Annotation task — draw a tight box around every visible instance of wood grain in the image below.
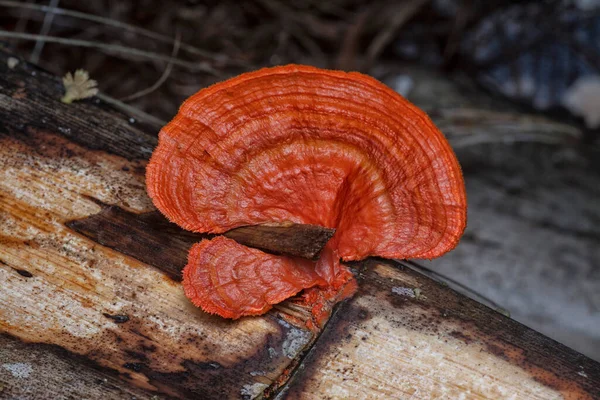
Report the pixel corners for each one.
[1,49,599,400]
[281,260,600,399]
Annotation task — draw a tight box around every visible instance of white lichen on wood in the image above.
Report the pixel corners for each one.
[279,319,312,359]
[241,382,269,399]
[2,363,33,379]
[391,286,415,298]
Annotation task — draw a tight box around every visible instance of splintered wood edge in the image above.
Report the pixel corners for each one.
[224,223,336,260]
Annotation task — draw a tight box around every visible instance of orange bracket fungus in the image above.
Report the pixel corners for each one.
[146,64,467,322]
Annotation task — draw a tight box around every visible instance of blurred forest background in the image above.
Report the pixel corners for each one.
[1,0,599,361]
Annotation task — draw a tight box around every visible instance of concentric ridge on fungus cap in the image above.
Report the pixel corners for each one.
[146,64,467,319]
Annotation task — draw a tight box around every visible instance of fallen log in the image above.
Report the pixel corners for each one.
[0,50,598,399]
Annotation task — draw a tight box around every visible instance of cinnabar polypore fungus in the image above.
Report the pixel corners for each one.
[183,236,326,319]
[146,64,467,320]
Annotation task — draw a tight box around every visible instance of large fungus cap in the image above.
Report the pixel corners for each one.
[147,64,466,261]
[146,65,467,319]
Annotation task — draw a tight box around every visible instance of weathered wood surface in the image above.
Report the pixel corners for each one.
[0,50,599,400]
[282,260,599,399]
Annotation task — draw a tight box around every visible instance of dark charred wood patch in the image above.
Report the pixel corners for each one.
[66,205,199,281]
[0,52,158,161]
[0,333,164,400]
[103,313,130,324]
[13,268,33,278]
[123,362,146,372]
[67,203,335,280]
[116,314,312,399]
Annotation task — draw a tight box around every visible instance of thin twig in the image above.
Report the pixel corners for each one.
[449,133,575,148]
[436,108,581,147]
[443,0,471,62]
[14,0,33,33]
[0,0,232,63]
[120,30,181,102]
[257,0,327,63]
[30,0,59,64]
[95,92,167,128]
[336,7,371,70]
[364,0,429,69]
[0,30,220,75]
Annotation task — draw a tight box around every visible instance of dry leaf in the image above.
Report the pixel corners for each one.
[61,69,98,104]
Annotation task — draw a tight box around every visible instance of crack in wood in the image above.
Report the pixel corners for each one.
[266,268,365,399]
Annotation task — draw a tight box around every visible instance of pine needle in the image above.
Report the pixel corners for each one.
[120,30,181,102]
[29,0,60,64]
[0,0,240,64]
[0,30,220,75]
